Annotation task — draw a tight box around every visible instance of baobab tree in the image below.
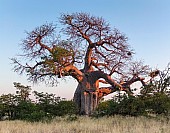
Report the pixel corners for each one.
[12,12,149,115]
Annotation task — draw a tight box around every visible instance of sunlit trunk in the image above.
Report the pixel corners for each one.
[73,82,99,115]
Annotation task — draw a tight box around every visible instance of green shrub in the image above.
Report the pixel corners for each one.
[95,93,170,118]
[55,100,78,116]
[94,100,119,117]
[15,101,53,122]
[25,111,48,122]
[144,93,170,115]
[95,96,146,117]
[117,96,146,116]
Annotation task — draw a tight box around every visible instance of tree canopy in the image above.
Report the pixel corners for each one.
[12,12,149,86]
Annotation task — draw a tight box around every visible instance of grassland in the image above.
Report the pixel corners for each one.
[0,115,169,133]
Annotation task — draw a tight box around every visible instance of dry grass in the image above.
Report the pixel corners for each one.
[0,115,169,133]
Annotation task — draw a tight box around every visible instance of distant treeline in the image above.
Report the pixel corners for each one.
[1,81,170,122]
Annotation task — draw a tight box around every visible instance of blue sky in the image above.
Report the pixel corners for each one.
[0,0,170,99]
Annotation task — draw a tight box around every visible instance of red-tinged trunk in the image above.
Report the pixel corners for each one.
[73,83,99,115]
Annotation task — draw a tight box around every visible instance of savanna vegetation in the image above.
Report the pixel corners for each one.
[0,82,78,122]
[0,66,169,132]
[0,12,170,132]
[0,62,170,121]
[0,65,170,132]
[1,116,170,133]
[11,12,153,115]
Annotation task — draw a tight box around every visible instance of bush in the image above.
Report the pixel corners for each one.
[14,101,46,122]
[26,111,48,122]
[55,100,78,116]
[94,100,119,117]
[95,93,170,118]
[144,93,170,115]
[95,96,146,117]
[117,96,146,116]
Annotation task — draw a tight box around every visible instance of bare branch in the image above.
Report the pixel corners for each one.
[21,23,56,60]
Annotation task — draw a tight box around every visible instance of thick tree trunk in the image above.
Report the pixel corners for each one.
[73,71,120,115]
[73,83,99,115]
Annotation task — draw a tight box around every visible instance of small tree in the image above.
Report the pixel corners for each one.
[0,94,16,119]
[155,63,170,93]
[12,12,150,115]
[140,63,170,95]
[14,82,31,102]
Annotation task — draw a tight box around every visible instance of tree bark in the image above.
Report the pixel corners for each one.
[73,71,121,115]
[73,82,99,115]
